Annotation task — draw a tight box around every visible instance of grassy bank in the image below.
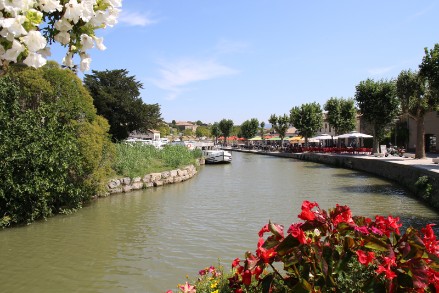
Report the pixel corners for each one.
[113,143,202,178]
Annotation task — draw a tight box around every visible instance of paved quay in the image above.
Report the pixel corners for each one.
[227,147,439,174]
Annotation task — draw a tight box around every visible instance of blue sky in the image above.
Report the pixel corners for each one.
[51,1,439,125]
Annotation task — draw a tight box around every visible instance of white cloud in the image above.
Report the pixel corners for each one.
[151,58,239,100]
[119,11,157,27]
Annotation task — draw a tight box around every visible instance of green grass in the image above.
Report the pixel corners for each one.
[113,143,202,178]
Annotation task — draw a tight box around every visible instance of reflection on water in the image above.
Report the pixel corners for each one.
[0,151,438,292]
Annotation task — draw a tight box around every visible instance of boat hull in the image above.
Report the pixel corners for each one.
[203,150,232,164]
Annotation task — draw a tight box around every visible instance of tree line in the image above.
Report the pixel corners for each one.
[195,44,439,159]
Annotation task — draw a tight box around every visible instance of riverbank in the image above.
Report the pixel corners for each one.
[225,148,439,211]
[106,163,201,195]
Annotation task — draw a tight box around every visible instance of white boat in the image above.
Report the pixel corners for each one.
[203,150,232,164]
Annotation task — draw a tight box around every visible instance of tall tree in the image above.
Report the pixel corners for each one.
[260,121,266,141]
[396,70,437,158]
[268,114,290,147]
[211,122,221,145]
[84,69,162,141]
[240,118,259,144]
[290,102,323,146]
[324,97,356,135]
[355,79,399,153]
[218,119,234,145]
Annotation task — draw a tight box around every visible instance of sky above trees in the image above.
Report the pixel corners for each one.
[50,0,439,124]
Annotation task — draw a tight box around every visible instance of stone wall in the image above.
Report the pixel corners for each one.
[107,165,198,194]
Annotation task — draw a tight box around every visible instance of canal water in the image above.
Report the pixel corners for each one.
[1,151,438,293]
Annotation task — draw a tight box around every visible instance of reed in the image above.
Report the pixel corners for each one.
[113,143,202,178]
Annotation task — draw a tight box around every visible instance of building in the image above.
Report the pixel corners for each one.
[406,111,438,152]
[129,129,161,141]
[174,121,198,132]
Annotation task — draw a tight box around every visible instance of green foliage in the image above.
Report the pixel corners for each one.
[218,119,234,144]
[113,144,201,178]
[290,102,323,144]
[240,118,259,140]
[195,126,210,138]
[419,43,439,99]
[0,77,85,226]
[84,69,162,141]
[355,79,399,150]
[415,176,433,200]
[324,97,357,135]
[0,63,115,227]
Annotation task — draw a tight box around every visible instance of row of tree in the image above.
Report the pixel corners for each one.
[202,44,439,159]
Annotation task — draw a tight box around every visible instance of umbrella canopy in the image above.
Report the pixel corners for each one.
[312,134,337,140]
[249,136,262,141]
[267,137,282,141]
[338,131,373,138]
[288,136,304,142]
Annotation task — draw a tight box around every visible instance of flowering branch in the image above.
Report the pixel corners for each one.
[0,0,122,74]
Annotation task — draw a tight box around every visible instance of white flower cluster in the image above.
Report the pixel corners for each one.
[0,0,121,71]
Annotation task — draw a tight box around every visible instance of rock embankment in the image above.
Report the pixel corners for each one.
[107,165,198,194]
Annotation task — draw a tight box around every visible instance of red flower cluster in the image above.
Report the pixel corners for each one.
[226,201,439,292]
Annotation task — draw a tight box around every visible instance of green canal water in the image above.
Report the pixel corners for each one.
[1,151,438,292]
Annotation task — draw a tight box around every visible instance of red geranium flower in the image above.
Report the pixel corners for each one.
[356,250,375,265]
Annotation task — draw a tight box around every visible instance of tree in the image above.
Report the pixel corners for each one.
[0,1,121,73]
[211,122,221,145]
[218,119,234,145]
[396,70,436,158]
[84,69,162,141]
[260,121,266,141]
[419,44,439,98]
[195,126,210,138]
[240,118,259,143]
[355,79,399,153]
[158,123,171,138]
[0,63,114,227]
[290,103,323,146]
[324,97,356,135]
[268,114,290,147]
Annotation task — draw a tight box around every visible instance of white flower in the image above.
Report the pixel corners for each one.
[105,0,122,8]
[79,0,95,22]
[0,16,27,37]
[37,46,51,58]
[37,0,63,13]
[54,18,73,32]
[64,0,82,24]
[93,36,106,51]
[21,30,47,52]
[80,34,94,50]
[54,31,70,45]
[2,0,34,16]
[79,52,91,72]
[2,39,25,62]
[62,52,74,68]
[23,52,47,68]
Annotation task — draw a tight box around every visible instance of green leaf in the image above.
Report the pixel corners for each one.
[276,234,301,256]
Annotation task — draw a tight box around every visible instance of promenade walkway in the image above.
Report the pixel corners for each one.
[225,147,439,175]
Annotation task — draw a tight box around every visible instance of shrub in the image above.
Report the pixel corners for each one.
[172,201,439,292]
[0,63,115,227]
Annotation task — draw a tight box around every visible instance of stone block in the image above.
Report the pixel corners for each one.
[161,171,171,179]
[170,170,178,178]
[122,185,132,193]
[122,177,131,185]
[154,180,164,187]
[132,177,142,183]
[131,182,143,190]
